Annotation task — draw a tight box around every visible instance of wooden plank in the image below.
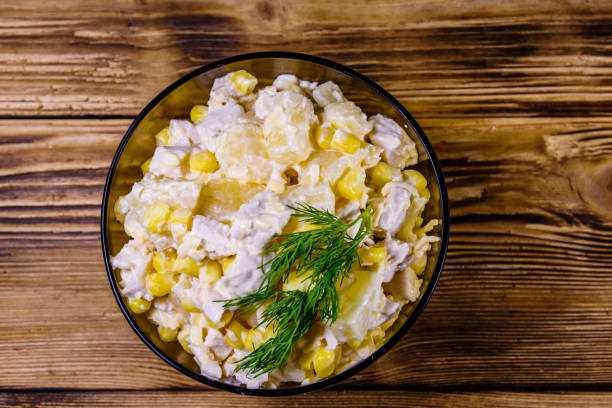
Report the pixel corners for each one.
[2,390,612,408]
[0,0,611,117]
[0,117,611,390]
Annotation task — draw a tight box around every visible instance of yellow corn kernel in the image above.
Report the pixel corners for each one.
[315,124,334,149]
[412,255,427,275]
[190,104,208,123]
[224,320,247,349]
[154,126,170,146]
[298,350,314,371]
[244,329,266,352]
[152,252,172,273]
[169,208,192,226]
[336,168,365,200]
[368,162,397,188]
[178,327,193,354]
[127,298,151,314]
[189,151,219,173]
[158,326,178,342]
[313,346,336,378]
[181,296,200,313]
[222,256,235,272]
[200,261,222,284]
[146,272,176,297]
[346,338,361,349]
[403,169,427,192]
[231,71,257,95]
[143,201,170,234]
[140,158,152,175]
[173,256,200,277]
[330,130,360,154]
[358,247,387,264]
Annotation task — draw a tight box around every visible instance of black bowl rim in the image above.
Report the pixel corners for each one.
[101,51,449,396]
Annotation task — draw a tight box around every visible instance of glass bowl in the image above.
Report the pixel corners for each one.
[101,52,449,396]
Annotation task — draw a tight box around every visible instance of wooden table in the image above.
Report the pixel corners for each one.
[1,1,611,406]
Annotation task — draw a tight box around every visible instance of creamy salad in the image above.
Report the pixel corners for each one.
[111,70,439,388]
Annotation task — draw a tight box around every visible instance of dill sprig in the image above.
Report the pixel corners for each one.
[221,203,372,377]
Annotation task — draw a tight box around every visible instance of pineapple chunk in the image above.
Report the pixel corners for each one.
[195,179,265,222]
[263,91,316,165]
[336,167,365,201]
[330,268,384,342]
[323,101,372,139]
[282,270,311,292]
[216,123,271,183]
[283,182,336,214]
[315,123,335,149]
[312,81,345,107]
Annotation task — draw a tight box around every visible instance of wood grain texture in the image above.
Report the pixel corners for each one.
[3,391,612,408]
[1,0,612,405]
[0,0,611,117]
[1,116,611,391]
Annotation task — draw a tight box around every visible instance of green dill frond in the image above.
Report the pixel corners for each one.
[221,203,372,376]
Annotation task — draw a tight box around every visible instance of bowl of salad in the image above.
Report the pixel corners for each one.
[101,52,449,395]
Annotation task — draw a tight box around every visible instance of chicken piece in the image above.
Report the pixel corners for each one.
[191,345,223,379]
[187,215,236,258]
[373,181,417,237]
[230,191,292,255]
[149,296,187,331]
[167,119,197,147]
[368,290,401,330]
[193,102,244,151]
[381,237,412,282]
[205,328,233,360]
[111,239,152,300]
[224,350,269,389]
[148,146,188,179]
[253,86,278,120]
[208,70,257,109]
[386,267,422,303]
[368,114,417,168]
[189,280,227,323]
[214,249,271,299]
